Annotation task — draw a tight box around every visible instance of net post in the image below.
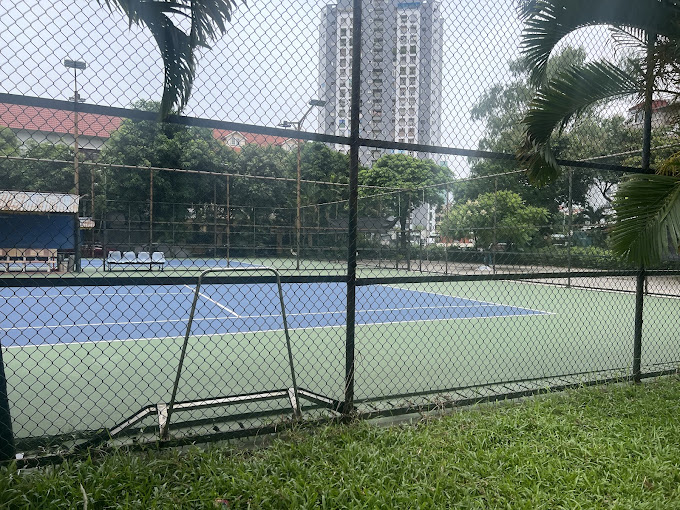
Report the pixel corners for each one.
[0,349,15,462]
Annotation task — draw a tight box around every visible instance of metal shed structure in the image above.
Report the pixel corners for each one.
[0,191,79,271]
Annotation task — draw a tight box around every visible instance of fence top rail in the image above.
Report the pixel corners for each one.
[1,269,675,288]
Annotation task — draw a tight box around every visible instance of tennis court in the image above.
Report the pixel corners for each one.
[0,281,548,347]
[2,273,680,443]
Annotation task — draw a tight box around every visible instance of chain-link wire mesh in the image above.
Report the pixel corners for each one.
[1,0,679,464]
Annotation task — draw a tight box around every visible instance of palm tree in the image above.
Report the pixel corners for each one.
[517,0,680,265]
[100,0,241,118]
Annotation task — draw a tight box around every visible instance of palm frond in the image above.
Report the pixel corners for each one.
[609,26,646,51]
[521,0,680,85]
[657,151,680,176]
[518,61,639,185]
[100,0,240,118]
[611,174,680,266]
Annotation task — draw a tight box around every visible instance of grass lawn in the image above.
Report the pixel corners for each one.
[3,377,680,509]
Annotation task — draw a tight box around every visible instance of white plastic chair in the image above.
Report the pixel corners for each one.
[151,251,166,271]
[122,251,137,265]
[106,251,122,271]
[137,251,152,269]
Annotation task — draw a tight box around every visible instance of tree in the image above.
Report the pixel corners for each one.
[99,100,234,242]
[440,191,549,250]
[230,142,291,230]
[99,0,242,118]
[18,143,75,194]
[463,47,638,214]
[0,132,76,194]
[358,154,451,248]
[0,127,22,190]
[295,142,349,209]
[517,0,680,265]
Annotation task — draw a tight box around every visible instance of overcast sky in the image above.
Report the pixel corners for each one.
[2,0,617,176]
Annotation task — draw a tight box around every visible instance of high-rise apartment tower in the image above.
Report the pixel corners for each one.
[318,0,443,166]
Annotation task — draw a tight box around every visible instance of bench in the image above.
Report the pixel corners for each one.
[0,248,58,272]
[106,251,166,271]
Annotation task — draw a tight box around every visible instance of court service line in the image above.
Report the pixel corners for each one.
[245,304,552,320]
[377,284,552,315]
[5,311,555,349]
[183,285,240,318]
[1,314,236,332]
[1,302,552,333]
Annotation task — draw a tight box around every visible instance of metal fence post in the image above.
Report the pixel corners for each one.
[0,350,15,461]
[149,168,154,251]
[406,192,411,272]
[226,175,231,265]
[492,177,497,274]
[633,268,645,383]
[213,179,218,258]
[632,32,655,384]
[445,183,449,274]
[567,168,573,288]
[343,0,362,417]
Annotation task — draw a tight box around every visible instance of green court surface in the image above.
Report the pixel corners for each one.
[4,278,680,443]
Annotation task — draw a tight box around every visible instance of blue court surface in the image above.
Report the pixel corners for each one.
[0,283,549,347]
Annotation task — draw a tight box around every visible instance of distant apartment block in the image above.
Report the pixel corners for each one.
[317,0,443,166]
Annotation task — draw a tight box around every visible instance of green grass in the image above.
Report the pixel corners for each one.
[3,377,680,509]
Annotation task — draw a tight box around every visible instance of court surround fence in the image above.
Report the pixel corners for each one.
[0,0,679,465]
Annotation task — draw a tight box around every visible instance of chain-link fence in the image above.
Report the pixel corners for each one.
[1,0,679,465]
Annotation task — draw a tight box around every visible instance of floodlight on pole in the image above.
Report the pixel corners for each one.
[63,58,86,272]
[278,98,327,270]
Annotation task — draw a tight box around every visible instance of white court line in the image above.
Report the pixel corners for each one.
[247,303,552,319]
[0,289,192,300]
[0,314,236,332]
[2,303,552,333]
[377,284,552,315]
[1,283,551,341]
[183,285,240,318]
[5,312,553,349]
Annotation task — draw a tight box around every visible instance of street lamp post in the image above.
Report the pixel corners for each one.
[64,58,86,272]
[279,99,326,270]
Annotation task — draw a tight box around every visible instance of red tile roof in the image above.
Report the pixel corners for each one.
[212,128,292,151]
[0,103,294,150]
[0,103,122,138]
[628,99,670,112]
